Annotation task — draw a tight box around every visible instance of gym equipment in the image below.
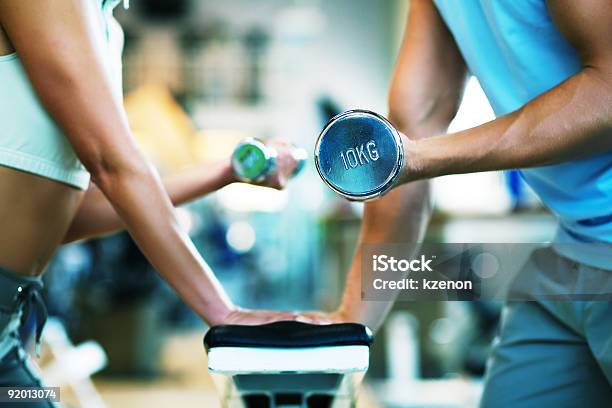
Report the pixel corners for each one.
[314,110,403,201]
[204,321,373,408]
[232,138,308,183]
[42,319,108,408]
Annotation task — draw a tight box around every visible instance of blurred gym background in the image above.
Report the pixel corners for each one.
[38,1,557,407]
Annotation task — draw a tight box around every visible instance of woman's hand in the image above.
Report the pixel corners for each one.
[255,139,302,190]
[219,308,353,326]
[221,308,311,325]
[219,308,352,326]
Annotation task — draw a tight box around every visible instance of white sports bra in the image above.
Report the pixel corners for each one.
[0,0,126,189]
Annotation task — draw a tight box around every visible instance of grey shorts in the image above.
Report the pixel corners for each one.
[480,247,612,408]
[0,267,58,407]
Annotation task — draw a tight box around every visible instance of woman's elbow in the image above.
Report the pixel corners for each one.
[86,149,152,193]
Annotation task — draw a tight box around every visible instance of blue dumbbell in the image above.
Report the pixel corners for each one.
[314,110,404,201]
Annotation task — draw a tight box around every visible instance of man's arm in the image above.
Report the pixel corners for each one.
[306,1,467,329]
[402,0,612,182]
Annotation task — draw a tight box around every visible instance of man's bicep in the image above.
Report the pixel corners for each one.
[389,0,467,137]
[547,0,612,69]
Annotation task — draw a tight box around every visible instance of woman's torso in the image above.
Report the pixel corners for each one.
[0,1,124,275]
[0,167,84,275]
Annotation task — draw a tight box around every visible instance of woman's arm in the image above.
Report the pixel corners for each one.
[63,160,234,243]
[65,138,301,242]
[401,0,612,182]
[65,137,302,242]
[0,0,293,326]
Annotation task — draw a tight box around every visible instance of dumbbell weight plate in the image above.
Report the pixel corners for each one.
[232,138,276,182]
[314,110,403,201]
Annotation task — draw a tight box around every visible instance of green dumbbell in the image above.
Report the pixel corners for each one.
[231,137,307,183]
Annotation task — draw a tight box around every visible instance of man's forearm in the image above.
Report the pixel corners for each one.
[64,160,236,243]
[338,180,432,330]
[405,68,612,181]
[337,102,440,331]
[335,0,467,330]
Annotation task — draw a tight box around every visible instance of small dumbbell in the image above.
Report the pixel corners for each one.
[314,110,404,201]
[232,137,308,183]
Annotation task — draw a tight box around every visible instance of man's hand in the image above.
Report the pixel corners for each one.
[297,310,352,325]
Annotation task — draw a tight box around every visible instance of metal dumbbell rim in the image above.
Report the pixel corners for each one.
[314,109,404,201]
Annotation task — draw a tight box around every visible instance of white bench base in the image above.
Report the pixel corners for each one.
[208,346,370,408]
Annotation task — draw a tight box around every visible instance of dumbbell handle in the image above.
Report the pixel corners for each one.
[232,137,307,183]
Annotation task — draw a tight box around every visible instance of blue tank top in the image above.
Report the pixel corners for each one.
[433,0,612,268]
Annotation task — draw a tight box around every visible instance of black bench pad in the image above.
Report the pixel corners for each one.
[204,321,373,351]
